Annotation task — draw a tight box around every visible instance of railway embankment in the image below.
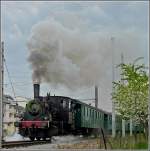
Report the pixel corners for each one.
[56,134,148,149]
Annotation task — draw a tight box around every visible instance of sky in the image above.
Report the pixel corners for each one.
[1,1,149,111]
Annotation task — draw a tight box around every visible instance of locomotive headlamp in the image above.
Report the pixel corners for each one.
[44,117,48,120]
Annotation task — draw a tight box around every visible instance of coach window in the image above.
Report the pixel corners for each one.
[62,100,66,108]
[71,103,75,109]
[69,101,71,110]
[86,108,87,116]
[87,108,88,116]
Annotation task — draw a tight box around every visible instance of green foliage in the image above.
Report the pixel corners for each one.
[112,58,148,125]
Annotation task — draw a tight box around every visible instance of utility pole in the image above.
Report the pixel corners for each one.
[0,42,4,148]
[121,53,125,137]
[130,118,133,136]
[95,85,98,108]
[111,37,116,137]
[148,29,150,151]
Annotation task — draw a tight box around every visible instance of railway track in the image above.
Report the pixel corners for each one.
[2,140,51,148]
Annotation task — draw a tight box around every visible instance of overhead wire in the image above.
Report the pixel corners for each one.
[4,57,16,99]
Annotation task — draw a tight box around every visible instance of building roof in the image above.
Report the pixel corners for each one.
[3,95,16,105]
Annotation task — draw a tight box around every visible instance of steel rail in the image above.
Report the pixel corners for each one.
[2,140,51,148]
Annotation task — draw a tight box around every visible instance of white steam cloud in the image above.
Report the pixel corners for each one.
[27,18,145,90]
[27,18,111,88]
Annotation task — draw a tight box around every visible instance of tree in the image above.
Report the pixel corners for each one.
[112,58,148,133]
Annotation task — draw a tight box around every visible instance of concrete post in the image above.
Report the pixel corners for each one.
[111,37,116,137]
[0,42,4,148]
[122,119,125,137]
[130,118,133,136]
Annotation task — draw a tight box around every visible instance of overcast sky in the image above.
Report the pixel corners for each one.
[1,1,149,111]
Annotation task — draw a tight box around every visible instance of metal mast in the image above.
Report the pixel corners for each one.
[95,85,98,108]
[111,37,116,137]
[121,53,125,137]
[0,42,4,148]
[148,22,150,150]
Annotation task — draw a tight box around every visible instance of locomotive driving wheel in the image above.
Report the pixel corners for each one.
[29,136,35,141]
[36,137,41,141]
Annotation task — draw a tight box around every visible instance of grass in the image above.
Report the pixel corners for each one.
[107,133,148,149]
[134,142,148,149]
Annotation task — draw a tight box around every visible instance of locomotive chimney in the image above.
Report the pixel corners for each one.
[33,83,40,99]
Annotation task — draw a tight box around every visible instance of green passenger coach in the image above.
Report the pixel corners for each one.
[71,98,144,136]
[73,100,105,130]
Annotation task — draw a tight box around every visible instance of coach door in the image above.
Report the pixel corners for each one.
[74,104,81,128]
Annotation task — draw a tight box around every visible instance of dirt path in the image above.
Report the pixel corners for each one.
[56,138,111,149]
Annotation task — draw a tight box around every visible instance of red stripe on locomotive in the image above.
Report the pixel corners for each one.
[21,121,49,128]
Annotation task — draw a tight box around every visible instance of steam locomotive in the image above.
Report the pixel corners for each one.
[15,84,143,141]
